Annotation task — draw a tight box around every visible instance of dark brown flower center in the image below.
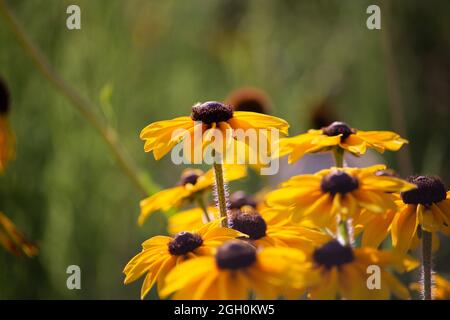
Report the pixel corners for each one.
[178,169,203,186]
[229,191,257,210]
[0,78,10,115]
[322,121,355,141]
[228,208,267,240]
[168,232,203,256]
[320,171,359,195]
[215,240,257,270]
[191,101,233,124]
[401,175,446,205]
[313,240,354,269]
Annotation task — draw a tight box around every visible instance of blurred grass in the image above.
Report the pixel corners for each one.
[0,0,449,299]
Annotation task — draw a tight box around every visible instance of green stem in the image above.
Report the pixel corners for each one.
[0,1,157,197]
[422,230,433,300]
[213,161,228,228]
[337,218,351,246]
[196,194,211,223]
[333,148,344,168]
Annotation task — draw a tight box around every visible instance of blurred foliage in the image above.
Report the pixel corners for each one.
[0,0,449,299]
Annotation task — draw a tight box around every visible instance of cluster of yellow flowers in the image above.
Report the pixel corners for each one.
[125,101,450,300]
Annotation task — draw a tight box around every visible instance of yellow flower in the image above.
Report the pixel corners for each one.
[228,206,330,251]
[410,274,450,300]
[307,240,418,299]
[265,165,415,228]
[0,212,38,257]
[160,240,312,300]
[391,175,450,253]
[168,190,264,234]
[138,164,246,225]
[278,121,407,163]
[140,101,289,161]
[0,78,15,172]
[123,220,245,299]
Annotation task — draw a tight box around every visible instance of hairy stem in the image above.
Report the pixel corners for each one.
[337,218,351,246]
[422,230,433,300]
[0,1,157,196]
[213,162,228,228]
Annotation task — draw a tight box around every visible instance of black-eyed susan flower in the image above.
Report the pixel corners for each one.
[265,165,415,228]
[0,77,15,172]
[391,175,450,253]
[410,274,450,300]
[307,240,418,299]
[278,121,407,164]
[168,190,258,235]
[160,240,313,300]
[140,101,288,161]
[138,165,246,225]
[228,206,330,251]
[0,212,38,257]
[123,220,246,299]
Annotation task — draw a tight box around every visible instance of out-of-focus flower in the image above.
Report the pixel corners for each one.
[410,274,450,300]
[0,77,15,172]
[0,212,38,257]
[391,175,450,253]
[307,240,418,299]
[278,121,407,164]
[123,220,246,299]
[225,87,271,114]
[138,165,246,225]
[265,165,415,228]
[140,101,288,161]
[160,240,313,299]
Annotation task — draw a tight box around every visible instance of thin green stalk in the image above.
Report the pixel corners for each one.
[422,230,433,300]
[195,194,211,223]
[0,1,157,197]
[333,147,344,168]
[213,161,228,228]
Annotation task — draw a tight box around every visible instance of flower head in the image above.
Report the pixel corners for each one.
[160,240,312,299]
[391,175,450,253]
[307,240,418,299]
[138,164,246,225]
[123,220,245,299]
[140,101,289,161]
[265,165,415,228]
[278,121,408,163]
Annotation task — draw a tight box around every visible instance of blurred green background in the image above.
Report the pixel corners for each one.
[0,0,449,299]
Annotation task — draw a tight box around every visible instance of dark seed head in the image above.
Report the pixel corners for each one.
[401,175,447,205]
[320,171,359,195]
[229,191,257,210]
[0,77,10,115]
[228,208,267,240]
[322,121,355,141]
[215,240,257,270]
[191,101,233,125]
[313,240,354,269]
[178,169,203,186]
[168,232,203,256]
